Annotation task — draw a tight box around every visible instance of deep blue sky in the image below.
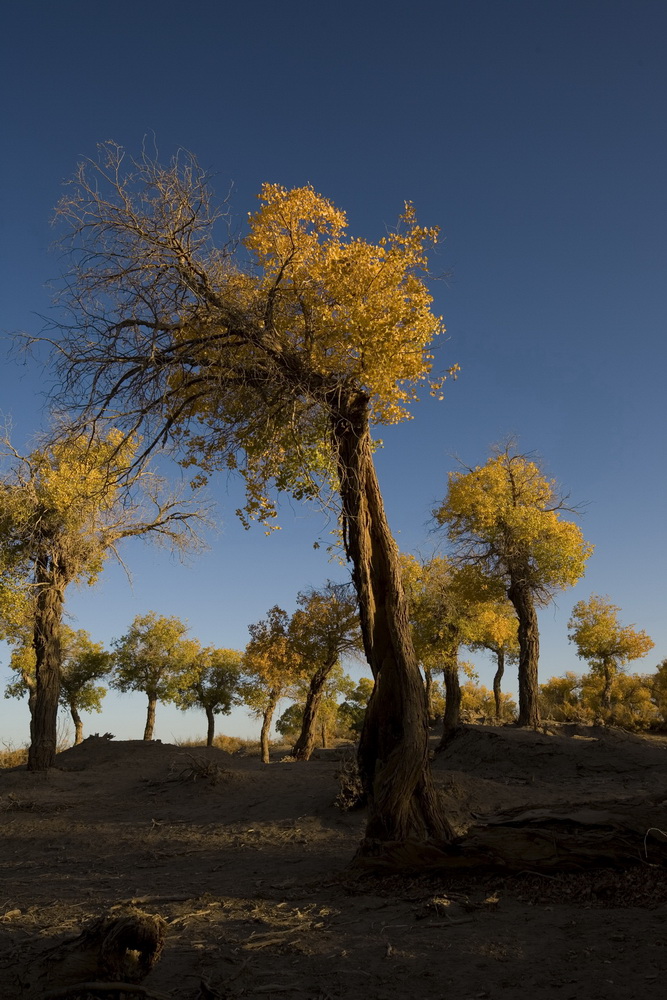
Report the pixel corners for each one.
[1,0,665,745]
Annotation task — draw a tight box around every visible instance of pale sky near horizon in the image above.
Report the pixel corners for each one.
[1,0,665,746]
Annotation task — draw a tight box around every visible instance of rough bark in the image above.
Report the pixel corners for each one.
[424,667,435,725]
[508,580,541,726]
[28,553,66,771]
[205,706,216,747]
[143,695,157,741]
[70,702,84,745]
[493,649,505,721]
[260,689,279,764]
[291,661,335,761]
[331,395,454,849]
[440,655,462,745]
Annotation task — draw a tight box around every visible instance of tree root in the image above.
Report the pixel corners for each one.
[352,804,667,873]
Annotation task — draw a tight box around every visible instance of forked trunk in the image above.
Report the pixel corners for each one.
[260,689,279,764]
[28,554,65,771]
[493,649,505,721]
[331,396,454,850]
[508,581,540,726]
[292,661,335,761]
[144,695,157,741]
[70,703,84,745]
[439,655,462,745]
[205,706,216,747]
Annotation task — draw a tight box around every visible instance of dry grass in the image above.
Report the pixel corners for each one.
[0,743,28,768]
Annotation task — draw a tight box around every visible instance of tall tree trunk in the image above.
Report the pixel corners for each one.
[260,689,279,764]
[493,649,505,721]
[508,581,540,727]
[424,667,436,725]
[70,702,84,745]
[439,654,462,745]
[601,660,613,714]
[28,554,65,771]
[292,661,335,761]
[144,694,157,741]
[331,396,454,850]
[205,706,216,747]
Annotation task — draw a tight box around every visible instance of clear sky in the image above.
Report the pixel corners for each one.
[1,0,665,746]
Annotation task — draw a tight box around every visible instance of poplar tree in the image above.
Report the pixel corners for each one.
[48,144,459,850]
[568,595,654,713]
[435,446,592,726]
[0,430,203,768]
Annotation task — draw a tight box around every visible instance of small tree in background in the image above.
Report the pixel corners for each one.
[6,627,112,744]
[241,607,304,763]
[568,594,654,715]
[0,429,204,769]
[277,663,357,748]
[112,613,190,740]
[539,673,590,722]
[337,677,374,735]
[175,644,242,746]
[288,582,361,760]
[435,445,593,726]
[466,600,519,721]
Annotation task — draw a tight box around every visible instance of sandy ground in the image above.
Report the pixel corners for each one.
[1,724,667,999]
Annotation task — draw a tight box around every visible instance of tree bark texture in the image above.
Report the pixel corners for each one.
[601,660,613,713]
[440,655,462,744]
[205,706,216,747]
[424,667,436,725]
[27,554,66,771]
[260,689,279,764]
[144,695,157,741]
[292,661,335,761]
[493,649,505,721]
[70,703,84,745]
[331,397,454,848]
[508,581,541,726]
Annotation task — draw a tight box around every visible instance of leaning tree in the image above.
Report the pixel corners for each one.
[47,143,459,851]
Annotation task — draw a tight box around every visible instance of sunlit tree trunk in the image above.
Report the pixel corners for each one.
[28,554,65,771]
[493,649,505,721]
[332,395,454,850]
[601,659,614,714]
[69,702,84,745]
[423,667,436,725]
[144,694,157,741]
[440,653,462,746]
[508,581,540,727]
[292,660,335,761]
[205,706,216,747]
[260,688,280,764]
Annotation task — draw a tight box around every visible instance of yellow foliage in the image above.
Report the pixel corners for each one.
[568,594,654,671]
[435,450,593,603]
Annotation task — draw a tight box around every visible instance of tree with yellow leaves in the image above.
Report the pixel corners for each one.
[0,429,204,769]
[568,595,654,715]
[434,445,592,726]
[287,582,361,761]
[49,144,459,850]
[241,606,305,764]
[6,626,112,745]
